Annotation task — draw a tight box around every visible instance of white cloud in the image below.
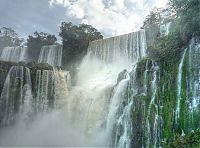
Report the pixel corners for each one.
[49,0,168,36]
[68,4,85,19]
[154,0,168,8]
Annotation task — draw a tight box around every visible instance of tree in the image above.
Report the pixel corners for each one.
[141,7,176,29]
[0,27,23,50]
[59,22,103,67]
[27,32,57,61]
[169,0,200,40]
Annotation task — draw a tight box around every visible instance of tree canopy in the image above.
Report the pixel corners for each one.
[141,7,176,29]
[27,32,57,61]
[169,0,200,39]
[0,27,23,50]
[59,22,103,67]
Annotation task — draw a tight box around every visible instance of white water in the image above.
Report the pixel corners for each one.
[88,30,147,64]
[160,22,172,36]
[0,46,27,62]
[0,66,32,126]
[38,45,62,66]
[34,70,55,112]
[175,48,187,123]
[146,62,159,148]
[144,59,150,95]
[115,66,137,148]
[0,29,147,147]
[187,39,200,129]
[0,66,72,146]
[189,41,200,110]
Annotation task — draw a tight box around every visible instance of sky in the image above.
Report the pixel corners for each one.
[0,0,168,38]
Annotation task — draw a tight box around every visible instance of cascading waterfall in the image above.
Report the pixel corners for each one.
[88,30,147,64]
[21,67,34,121]
[0,66,32,126]
[61,29,148,147]
[113,66,137,148]
[188,39,200,130]
[1,28,200,148]
[64,71,71,90]
[38,45,62,66]
[175,48,187,124]
[144,59,149,95]
[160,22,172,36]
[53,68,70,107]
[0,27,165,147]
[0,46,27,62]
[0,66,71,126]
[68,53,119,136]
[0,65,71,146]
[146,62,160,148]
[105,70,129,146]
[34,70,55,112]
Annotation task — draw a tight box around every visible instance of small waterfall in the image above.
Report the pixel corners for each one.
[175,48,187,124]
[34,70,55,112]
[187,39,200,129]
[113,66,137,148]
[0,46,27,62]
[88,30,147,64]
[105,70,129,146]
[146,62,159,148]
[160,22,172,36]
[64,71,72,90]
[0,66,32,126]
[20,67,34,121]
[53,68,70,107]
[38,45,62,66]
[144,59,149,95]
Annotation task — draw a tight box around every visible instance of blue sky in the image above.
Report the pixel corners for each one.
[0,0,168,38]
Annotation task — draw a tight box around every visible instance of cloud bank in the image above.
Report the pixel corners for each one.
[0,0,168,38]
[49,0,168,36]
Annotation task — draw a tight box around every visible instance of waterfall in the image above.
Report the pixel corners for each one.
[113,66,137,148]
[0,46,27,62]
[0,65,71,127]
[160,22,172,36]
[105,71,129,145]
[88,29,147,64]
[38,45,62,66]
[34,70,55,112]
[66,54,118,141]
[146,62,160,148]
[144,59,149,95]
[53,68,70,107]
[0,29,148,147]
[20,67,34,122]
[0,66,32,126]
[187,39,200,130]
[64,71,71,90]
[175,48,187,124]
[51,29,148,146]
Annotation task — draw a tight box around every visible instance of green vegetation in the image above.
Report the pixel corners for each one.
[169,0,200,38]
[133,0,200,146]
[59,22,103,68]
[166,129,200,148]
[27,32,57,61]
[0,27,23,49]
[148,31,187,63]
